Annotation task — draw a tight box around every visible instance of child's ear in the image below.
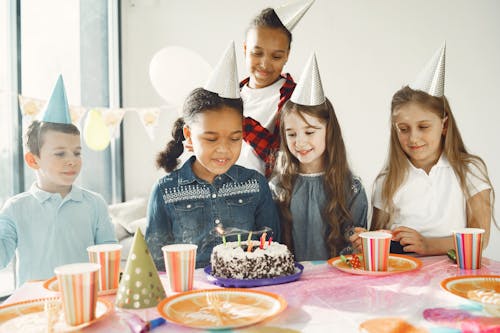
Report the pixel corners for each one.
[243,41,247,55]
[183,125,194,152]
[442,116,449,136]
[24,152,40,169]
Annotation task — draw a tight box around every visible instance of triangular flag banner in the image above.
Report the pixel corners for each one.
[84,109,111,151]
[409,43,446,97]
[136,108,161,141]
[204,41,240,99]
[19,95,45,120]
[291,52,325,105]
[69,105,88,126]
[274,0,315,31]
[103,108,126,138]
[39,74,72,124]
[115,229,166,309]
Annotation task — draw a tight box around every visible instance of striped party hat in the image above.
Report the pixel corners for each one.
[274,0,315,31]
[39,74,72,124]
[409,43,446,97]
[115,229,166,309]
[290,52,325,105]
[204,41,240,99]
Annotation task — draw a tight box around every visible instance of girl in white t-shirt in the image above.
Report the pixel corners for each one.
[351,86,495,256]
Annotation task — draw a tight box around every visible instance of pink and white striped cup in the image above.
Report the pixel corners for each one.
[360,231,392,272]
[54,262,100,326]
[453,228,485,270]
[87,244,122,291]
[162,244,197,292]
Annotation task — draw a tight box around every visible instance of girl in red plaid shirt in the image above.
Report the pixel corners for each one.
[237,5,314,177]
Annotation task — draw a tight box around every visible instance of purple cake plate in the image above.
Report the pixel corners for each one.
[204,262,304,288]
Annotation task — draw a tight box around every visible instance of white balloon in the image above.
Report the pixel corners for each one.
[149,46,212,109]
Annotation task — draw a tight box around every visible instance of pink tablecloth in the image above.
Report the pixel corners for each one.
[3,255,500,332]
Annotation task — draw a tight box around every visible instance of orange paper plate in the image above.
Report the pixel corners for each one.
[43,276,117,296]
[0,297,113,332]
[157,288,287,329]
[328,254,422,276]
[440,275,500,299]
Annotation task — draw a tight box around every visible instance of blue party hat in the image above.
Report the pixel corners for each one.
[40,75,72,124]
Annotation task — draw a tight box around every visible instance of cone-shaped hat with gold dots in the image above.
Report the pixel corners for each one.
[409,43,446,97]
[274,0,315,31]
[204,41,240,99]
[290,52,325,105]
[115,229,166,309]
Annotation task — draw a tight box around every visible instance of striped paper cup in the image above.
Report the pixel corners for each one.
[453,228,485,270]
[360,231,392,272]
[162,244,197,292]
[87,244,122,291]
[54,262,100,326]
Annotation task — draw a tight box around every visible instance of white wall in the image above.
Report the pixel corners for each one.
[121,0,500,260]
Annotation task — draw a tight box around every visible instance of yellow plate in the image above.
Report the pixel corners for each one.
[157,288,287,329]
[328,254,422,276]
[43,276,117,296]
[0,297,113,332]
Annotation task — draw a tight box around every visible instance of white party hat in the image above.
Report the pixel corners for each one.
[409,43,446,97]
[204,41,240,99]
[291,53,325,105]
[274,0,315,31]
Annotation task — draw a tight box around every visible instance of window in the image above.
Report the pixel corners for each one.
[0,0,17,298]
[0,0,122,295]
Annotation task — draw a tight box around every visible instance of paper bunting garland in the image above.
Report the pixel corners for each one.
[15,93,164,150]
[136,108,161,141]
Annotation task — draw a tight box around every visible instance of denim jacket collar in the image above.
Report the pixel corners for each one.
[177,156,238,186]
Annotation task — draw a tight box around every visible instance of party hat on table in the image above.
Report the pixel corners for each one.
[39,74,72,124]
[290,52,325,105]
[115,229,166,309]
[204,41,240,99]
[274,0,315,31]
[409,42,446,97]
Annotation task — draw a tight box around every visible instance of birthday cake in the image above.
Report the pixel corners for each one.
[210,240,295,279]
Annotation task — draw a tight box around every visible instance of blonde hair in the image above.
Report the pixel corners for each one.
[373,86,495,230]
[274,99,354,257]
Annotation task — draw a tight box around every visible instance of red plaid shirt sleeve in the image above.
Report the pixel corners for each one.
[241,74,296,177]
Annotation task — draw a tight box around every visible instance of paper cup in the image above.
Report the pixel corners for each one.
[162,244,197,292]
[54,262,100,326]
[453,228,485,270]
[87,243,122,291]
[360,231,392,271]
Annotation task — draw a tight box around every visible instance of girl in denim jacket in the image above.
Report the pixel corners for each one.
[272,54,368,261]
[145,53,281,270]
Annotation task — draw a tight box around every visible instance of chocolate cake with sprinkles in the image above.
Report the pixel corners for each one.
[210,240,295,279]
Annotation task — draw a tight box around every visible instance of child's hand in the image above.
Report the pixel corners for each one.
[349,227,368,253]
[391,226,430,255]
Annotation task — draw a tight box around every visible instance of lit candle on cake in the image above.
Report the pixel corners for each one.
[237,234,241,247]
[260,232,267,249]
[247,232,253,252]
[268,236,272,246]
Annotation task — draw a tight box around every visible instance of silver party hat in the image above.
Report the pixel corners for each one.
[204,41,240,99]
[409,43,446,97]
[291,53,325,105]
[274,0,315,31]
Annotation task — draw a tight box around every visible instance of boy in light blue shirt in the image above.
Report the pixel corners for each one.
[0,75,116,286]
